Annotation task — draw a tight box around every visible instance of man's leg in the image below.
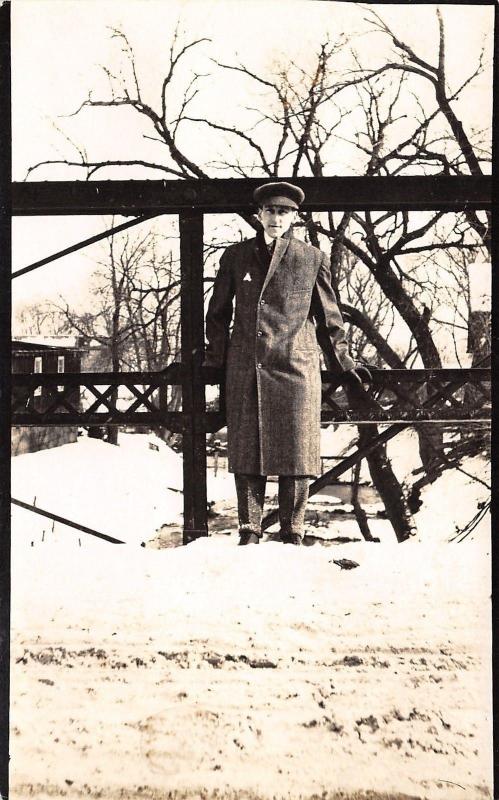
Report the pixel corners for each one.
[278,476,310,545]
[234,473,267,545]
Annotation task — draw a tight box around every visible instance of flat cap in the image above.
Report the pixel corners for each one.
[253,181,305,209]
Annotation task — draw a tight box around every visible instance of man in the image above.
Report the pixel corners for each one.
[204,181,369,546]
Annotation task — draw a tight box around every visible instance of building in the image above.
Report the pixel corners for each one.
[12,336,84,455]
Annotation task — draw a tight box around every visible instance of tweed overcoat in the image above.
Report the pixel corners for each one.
[205,229,354,476]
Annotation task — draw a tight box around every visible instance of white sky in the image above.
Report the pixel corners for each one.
[10,0,494,315]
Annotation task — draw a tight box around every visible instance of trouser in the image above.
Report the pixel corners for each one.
[234,473,310,539]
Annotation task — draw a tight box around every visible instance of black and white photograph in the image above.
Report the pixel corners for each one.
[1,1,494,798]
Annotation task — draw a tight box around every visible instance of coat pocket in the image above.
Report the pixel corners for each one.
[293,336,319,354]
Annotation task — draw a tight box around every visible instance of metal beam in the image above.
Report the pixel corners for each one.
[12,175,492,215]
[0,3,11,796]
[179,211,208,544]
[322,367,492,386]
[11,498,126,544]
[11,412,184,427]
[201,366,492,386]
[12,366,184,385]
[12,213,161,279]
[11,365,489,387]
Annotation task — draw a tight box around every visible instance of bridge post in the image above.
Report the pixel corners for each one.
[179,210,208,544]
[0,2,11,796]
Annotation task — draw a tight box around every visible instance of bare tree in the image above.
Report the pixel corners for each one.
[354,6,491,251]
[26,10,491,540]
[25,23,222,187]
[14,302,68,338]
[197,15,489,535]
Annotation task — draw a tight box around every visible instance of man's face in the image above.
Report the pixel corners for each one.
[257,202,298,238]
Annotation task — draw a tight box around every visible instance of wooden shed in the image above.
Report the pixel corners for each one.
[12,337,84,455]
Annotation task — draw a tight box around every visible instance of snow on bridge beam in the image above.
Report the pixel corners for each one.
[12,175,492,216]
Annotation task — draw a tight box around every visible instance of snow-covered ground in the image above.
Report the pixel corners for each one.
[11,433,236,547]
[9,433,492,799]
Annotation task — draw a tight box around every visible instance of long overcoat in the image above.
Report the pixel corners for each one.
[205,229,354,476]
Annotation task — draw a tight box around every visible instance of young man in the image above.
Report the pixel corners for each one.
[204,181,369,545]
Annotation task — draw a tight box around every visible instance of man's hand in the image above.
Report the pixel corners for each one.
[342,366,378,413]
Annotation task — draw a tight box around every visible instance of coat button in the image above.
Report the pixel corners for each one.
[257,331,263,337]
[257,362,262,368]
[260,300,265,306]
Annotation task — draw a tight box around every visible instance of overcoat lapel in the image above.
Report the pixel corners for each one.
[260,236,291,296]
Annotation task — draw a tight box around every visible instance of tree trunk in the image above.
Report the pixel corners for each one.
[368,258,445,474]
[106,346,120,446]
[351,460,379,542]
[371,259,442,368]
[358,424,418,542]
[323,226,425,540]
[154,383,182,448]
[106,403,119,444]
[341,304,404,369]
[416,423,444,480]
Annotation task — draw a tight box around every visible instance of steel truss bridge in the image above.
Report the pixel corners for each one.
[0,7,492,550]
[8,174,492,543]
[0,4,493,796]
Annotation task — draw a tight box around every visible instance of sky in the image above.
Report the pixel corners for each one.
[10,0,494,323]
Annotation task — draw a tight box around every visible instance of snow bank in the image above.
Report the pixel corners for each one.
[11,434,185,546]
[10,527,492,800]
[9,437,492,800]
[11,431,490,550]
[416,455,490,546]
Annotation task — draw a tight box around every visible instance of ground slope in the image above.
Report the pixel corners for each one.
[9,436,492,799]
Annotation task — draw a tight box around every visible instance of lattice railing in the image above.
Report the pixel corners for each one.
[11,366,491,428]
[319,367,491,424]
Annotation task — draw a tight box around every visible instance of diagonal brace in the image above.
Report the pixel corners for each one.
[11,498,125,544]
[12,213,162,279]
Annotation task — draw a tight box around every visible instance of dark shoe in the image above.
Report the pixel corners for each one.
[267,531,283,543]
[238,532,260,545]
[282,533,303,546]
